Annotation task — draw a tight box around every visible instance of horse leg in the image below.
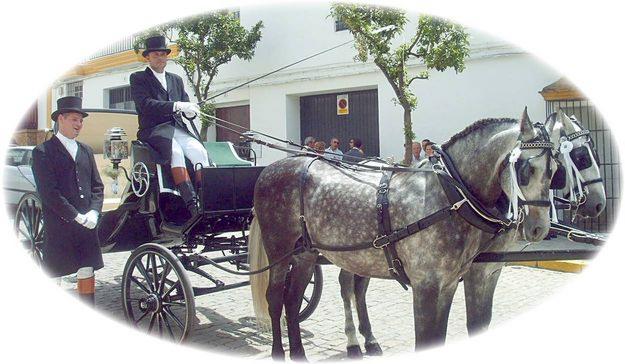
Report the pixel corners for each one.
[283,253,317,361]
[411,278,458,350]
[464,263,504,335]
[267,261,290,361]
[353,274,382,356]
[339,269,363,359]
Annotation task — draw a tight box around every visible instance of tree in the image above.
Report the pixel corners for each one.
[135,11,263,140]
[330,4,470,165]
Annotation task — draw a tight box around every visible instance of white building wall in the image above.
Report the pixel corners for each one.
[44,4,561,165]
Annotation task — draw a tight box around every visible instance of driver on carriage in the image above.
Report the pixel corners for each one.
[130,35,210,229]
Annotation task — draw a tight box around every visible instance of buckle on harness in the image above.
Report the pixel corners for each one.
[389,258,403,274]
[373,235,390,249]
[450,198,467,211]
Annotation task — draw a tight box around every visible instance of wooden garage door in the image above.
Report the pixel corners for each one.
[216,105,250,144]
[300,89,379,157]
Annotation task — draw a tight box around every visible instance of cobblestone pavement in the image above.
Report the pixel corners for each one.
[80,251,576,361]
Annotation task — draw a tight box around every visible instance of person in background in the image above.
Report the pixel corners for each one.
[343,138,364,163]
[411,141,423,167]
[314,141,326,154]
[303,136,316,149]
[421,139,431,159]
[31,96,104,306]
[424,142,435,157]
[324,137,343,161]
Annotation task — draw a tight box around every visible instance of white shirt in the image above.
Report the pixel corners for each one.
[149,65,168,91]
[411,154,423,167]
[56,132,78,161]
[324,147,343,161]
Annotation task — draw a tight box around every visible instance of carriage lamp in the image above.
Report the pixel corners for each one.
[103,127,129,194]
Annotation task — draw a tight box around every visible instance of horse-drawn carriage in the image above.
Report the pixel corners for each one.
[12,108,606,356]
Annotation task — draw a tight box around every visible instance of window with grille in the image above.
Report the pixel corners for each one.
[67,81,83,98]
[108,86,135,111]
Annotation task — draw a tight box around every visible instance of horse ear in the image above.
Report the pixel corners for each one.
[520,106,534,138]
[557,108,575,132]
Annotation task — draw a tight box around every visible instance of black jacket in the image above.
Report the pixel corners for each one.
[31,136,104,277]
[130,67,193,164]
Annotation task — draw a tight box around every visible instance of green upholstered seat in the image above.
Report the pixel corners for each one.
[203,142,253,167]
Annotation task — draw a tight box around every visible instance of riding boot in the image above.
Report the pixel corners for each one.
[177,180,199,217]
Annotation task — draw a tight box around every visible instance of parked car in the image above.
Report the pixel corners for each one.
[3,145,36,211]
[4,145,42,264]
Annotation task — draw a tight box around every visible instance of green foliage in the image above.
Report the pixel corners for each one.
[330,3,469,164]
[133,10,263,139]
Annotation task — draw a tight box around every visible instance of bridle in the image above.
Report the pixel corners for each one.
[547,113,603,211]
[503,125,555,221]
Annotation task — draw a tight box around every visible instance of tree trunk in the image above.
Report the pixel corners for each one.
[402,106,413,166]
[199,123,209,141]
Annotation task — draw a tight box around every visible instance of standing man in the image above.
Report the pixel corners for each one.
[130,35,209,227]
[32,96,104,305]
[324,137,343,161]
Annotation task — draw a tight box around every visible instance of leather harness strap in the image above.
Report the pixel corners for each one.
[375,172,411,289]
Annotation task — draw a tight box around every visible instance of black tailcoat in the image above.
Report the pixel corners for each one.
[31,136,104,277]
[130,67,193,164]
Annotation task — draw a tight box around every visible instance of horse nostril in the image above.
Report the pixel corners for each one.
[596,203,604,214]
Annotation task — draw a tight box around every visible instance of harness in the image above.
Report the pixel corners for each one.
[295,131,554,289]
[546,113,603,216]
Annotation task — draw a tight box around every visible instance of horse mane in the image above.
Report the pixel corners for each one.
[441,118,518,149]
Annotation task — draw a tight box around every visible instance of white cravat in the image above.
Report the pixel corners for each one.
[149,66,168,91]
[56,132,78,161]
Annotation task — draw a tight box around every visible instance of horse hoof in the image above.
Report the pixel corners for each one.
[271,350,286,361]
[365,342,383,356]
[346,345,363,359]
[290,353,308,362]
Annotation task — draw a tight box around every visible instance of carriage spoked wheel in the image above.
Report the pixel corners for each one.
[122,243,196,343]
[13,193,44,266]
[297,264,323,322]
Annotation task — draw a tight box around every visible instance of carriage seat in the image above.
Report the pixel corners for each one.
[203,142,253,167]
[131,140,217,195]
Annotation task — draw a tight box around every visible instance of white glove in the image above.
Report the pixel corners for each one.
[84,210,99,230]
[175,102,200,116]
[74,213,87,225]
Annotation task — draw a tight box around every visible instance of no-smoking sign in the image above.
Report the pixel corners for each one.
[337,94,349,115]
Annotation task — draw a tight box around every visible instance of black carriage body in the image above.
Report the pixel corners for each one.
[200,166,264,215]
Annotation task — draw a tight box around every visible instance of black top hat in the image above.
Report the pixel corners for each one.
[142,35,172,57]
[51,96,89,122]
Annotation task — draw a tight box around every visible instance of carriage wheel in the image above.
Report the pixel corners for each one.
[298,264,323,322]
[13,193,44,266]
[122,243,196,343]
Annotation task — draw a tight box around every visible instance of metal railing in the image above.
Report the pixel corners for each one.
[87,36,138,60]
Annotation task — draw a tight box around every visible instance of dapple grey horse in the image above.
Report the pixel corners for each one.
[336,109,607,358]
[249,109,556,360]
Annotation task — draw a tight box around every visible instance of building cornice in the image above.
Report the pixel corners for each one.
[60,44,180,80]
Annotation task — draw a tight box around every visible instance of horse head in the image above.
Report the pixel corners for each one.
[498,108,556,241]
[551,109,606,218]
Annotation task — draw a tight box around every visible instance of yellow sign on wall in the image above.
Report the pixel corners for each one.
[337,94,349,115]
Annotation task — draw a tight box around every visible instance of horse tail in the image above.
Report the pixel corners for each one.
[248,216,272,331]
